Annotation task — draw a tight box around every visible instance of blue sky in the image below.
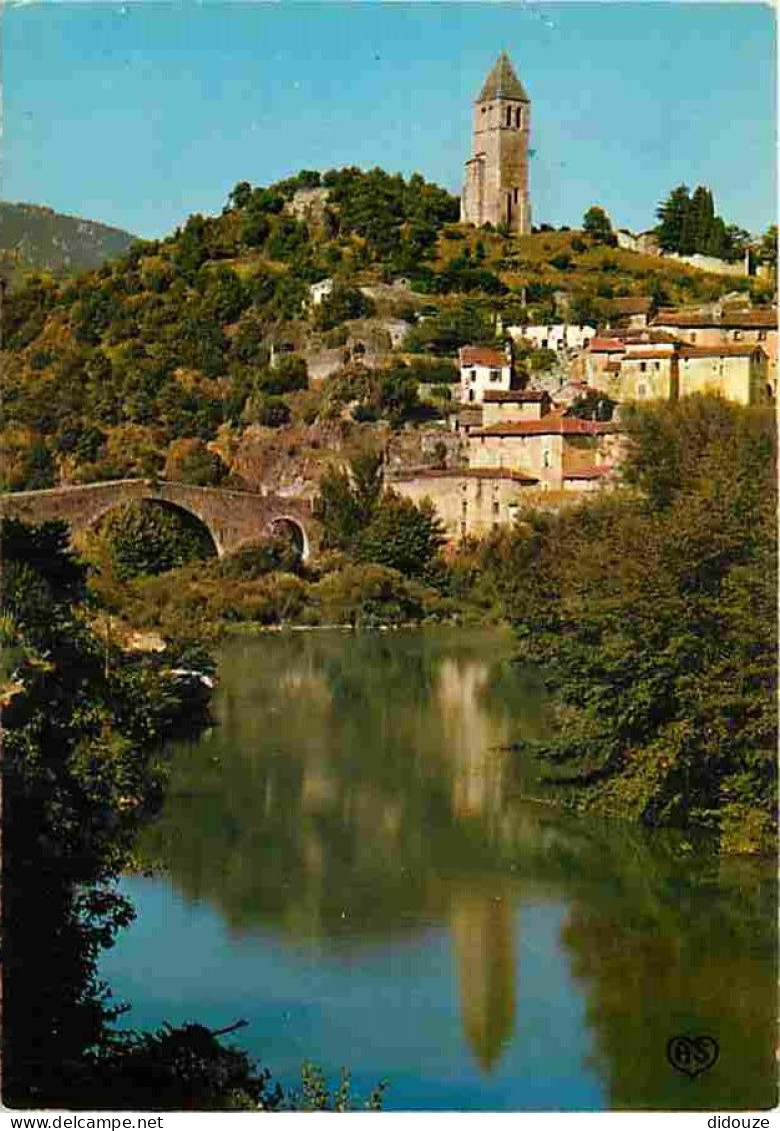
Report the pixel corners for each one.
[4,2,776,239]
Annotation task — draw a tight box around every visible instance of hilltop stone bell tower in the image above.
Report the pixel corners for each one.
[461,53,531,234]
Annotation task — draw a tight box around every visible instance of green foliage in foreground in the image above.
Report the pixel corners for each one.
[492,397,777,854]
[2,518,383,1108]
[72,1024,385,1112]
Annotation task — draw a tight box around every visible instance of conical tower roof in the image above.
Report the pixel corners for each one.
[477,53,529,102]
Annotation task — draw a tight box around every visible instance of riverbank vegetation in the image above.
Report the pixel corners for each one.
[1,516,384,1109]
[484,396,776,854]
[82,449,497,635]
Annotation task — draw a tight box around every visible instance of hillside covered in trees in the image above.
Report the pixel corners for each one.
[0,202,136,289]
[2,167,774,495]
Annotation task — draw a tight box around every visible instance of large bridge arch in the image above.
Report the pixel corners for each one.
[84,494,222,559]
[1,479,319,562]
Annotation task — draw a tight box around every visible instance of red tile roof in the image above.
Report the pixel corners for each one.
[392,468,538,484]
[678,344,765,359]
[622,349,675,360]
[588,338,627,353]
[482,389,551,403]
[564,465,614,480]
[472,418,618,437]
[599,329,678,345]
[460,347,508,368]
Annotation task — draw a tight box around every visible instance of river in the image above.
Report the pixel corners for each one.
[100,630,777,1111]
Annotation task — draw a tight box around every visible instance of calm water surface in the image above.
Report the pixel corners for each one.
[101,630,777,1111]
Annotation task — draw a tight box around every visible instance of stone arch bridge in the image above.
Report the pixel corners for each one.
[1,479,319,560]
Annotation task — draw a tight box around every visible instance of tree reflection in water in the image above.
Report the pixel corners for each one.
[136,631,776,1109]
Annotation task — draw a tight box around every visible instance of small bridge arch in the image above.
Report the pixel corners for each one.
[268,515,310,561]
[1,479,319,562]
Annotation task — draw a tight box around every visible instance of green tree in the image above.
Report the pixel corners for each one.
[688,185,715,253]
[315,284,375,330]
[569,390,616,421]
[258,354,308,395]
[759,225,777,266]
[164,438,228,486]
[655,185,691,253]
[96,501,217,578]
[314,449,385,551]
[251,395,291,428]
[355,492,445,578]
[494,397,776,853]
[582,206,614,244]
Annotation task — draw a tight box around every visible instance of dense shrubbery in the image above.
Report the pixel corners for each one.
[1,517,386,1107]
[320,362,435,427]
[3,165,766,491]
[315,284,375,330]
[164,437,228,486]
[1,519,209,1104]
[487,397,776,853]
[404,302,495,355]
[91,500,217,579]
[655,184,749,261]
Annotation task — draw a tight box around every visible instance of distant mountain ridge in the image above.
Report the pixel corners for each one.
[0,201,136,286]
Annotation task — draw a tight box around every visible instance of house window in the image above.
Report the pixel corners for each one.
[461,521,467,536]
[639,362,647,373]
[690,333,697,343]
[470,369,477,382]
[489,368,501,382]
[543,450,550,468]
[638,383,647,398]
[759,330,768,341]
[469,389,475,403]
[734,330,742,341]
[655,362,660,371]
[492,500,500,515]
[462,500,468,515]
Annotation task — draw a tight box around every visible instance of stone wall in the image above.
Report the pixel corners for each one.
[391,470,536,541]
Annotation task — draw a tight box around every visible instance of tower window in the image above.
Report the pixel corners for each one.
[514,188,518,203]
[516,108,522,128]
[506,106,512,127]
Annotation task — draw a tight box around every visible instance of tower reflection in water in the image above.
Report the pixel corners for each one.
[451,887,516,1073]
[133,633,776,1108]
